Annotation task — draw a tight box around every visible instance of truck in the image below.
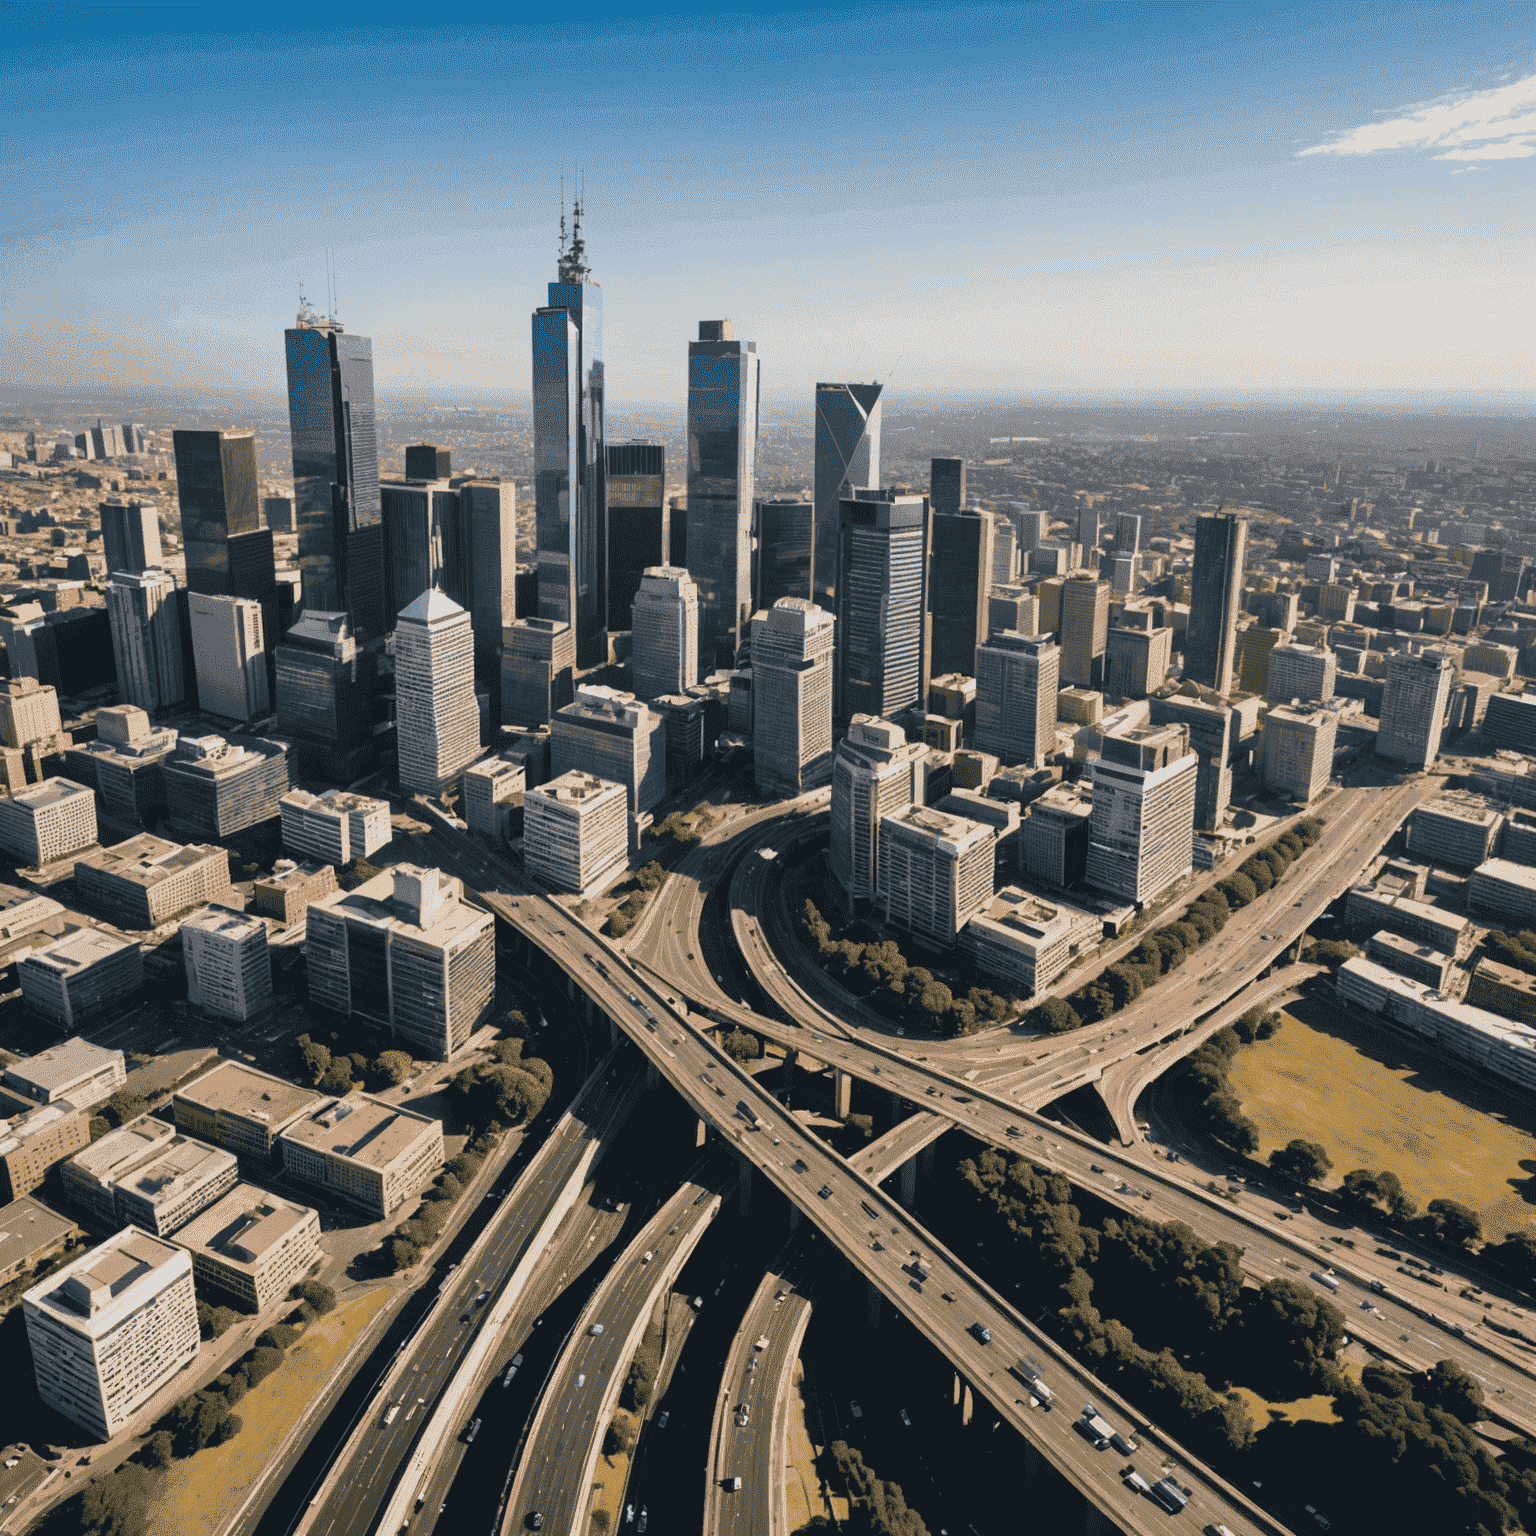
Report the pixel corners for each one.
[382,1403,400,1426]
[1149,1477,1191,1515]
[1076,1413,1115,1449]
[1310,1271,1340,1293]
[1009,1357,1054,1403]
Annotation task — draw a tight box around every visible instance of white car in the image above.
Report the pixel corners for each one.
[850,1400,863,1418]
[589,1323,605,1335]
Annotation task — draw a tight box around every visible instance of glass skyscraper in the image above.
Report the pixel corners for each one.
[812,382,881,607]
[606,442,666,632]
[687,320,759,669]
[533,207,606,668]
[283,301,383,636]
[1185,511,1249,696]
[171,430,260,595]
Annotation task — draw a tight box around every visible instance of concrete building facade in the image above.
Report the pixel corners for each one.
[828,717,929,903]
[523,771,628,896]
[751,599,836,799]
[877,803,994,947]
[1086,721,1198,904]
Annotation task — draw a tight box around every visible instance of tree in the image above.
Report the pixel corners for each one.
[1240,1277,1345,1394]
[603,1414,636,1456]
[721,1027,763,1063]
[1218,871,1258,907]
[71,1463,156,1536]
[373,1049,413,1086]
[292,1279,337,1315]
[296,1035,331,1084]
[1483,1228,1536,1285]
[1420,1198,1481,1248]
[1305,939,1359,971]
[257,1322,299,1352]
[197,1299,241,1339]
[386,1235,422,1273]
[622,1356,654,1411]
[1417,1359,1486,1423]
[318,1058,354,1096]
[140,1430,174,1470]
[1026,996,1081,1034]
[1269,1138,1333,1186]
[245,1345,285,1386]
[102,1088,148,1129]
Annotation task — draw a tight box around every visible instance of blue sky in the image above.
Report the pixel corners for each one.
[3,0,1532,402]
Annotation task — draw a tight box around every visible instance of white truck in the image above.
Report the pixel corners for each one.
[1009,1357,1055,1404]
[1310,1270,1340,1293]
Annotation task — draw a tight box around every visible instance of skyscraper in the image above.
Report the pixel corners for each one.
[835,492,929,724]
[104,571,185,714]
[631,567,699,702]
[405,443,451,480]
[812,382,882,606]
[1377,649,1454,771]
[394,590,479,796]
[973,632,1059,769]
[274,611,379,781]
[755,499,814,609]
[1086,721,1198,904]
[171,430,259,595]
[1114,512,1141,555]
[606,443,666,632]
[500,617,576,727]
[283,298,384,634]
[829,717,929,903]
[550,686,666,817]
[1059,575,1110,689]
[533,205,607,668]
[1076,503,1099,551]
[990,513,1018,586]
[1185,512,1248,695]
[1150,693,1234,833]
[751,599,835,798]
[462,480,516,675]
[928,508,993,678]
[687,320,759,669]
[1266,643,1337,704]
[930,458,966,519]
[381,479,457,623]
[189,594,269,722]
[99,500,162,578]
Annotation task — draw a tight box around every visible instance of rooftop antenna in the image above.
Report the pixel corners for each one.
[878,353,904,386]
[559,173,568,264]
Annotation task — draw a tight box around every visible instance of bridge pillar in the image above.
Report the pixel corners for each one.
[788,1202,800,1232]
[695,1116,708,1149]
[833,1070,852,1119]
[886,1090,902,1131]
[609,1016,619,1049]
[567,974,576,1000]
[898,1156,917,1207]
[953,1371,962,1409]
[960,1382,974,1427]
[646,1061,659,1090]
[919,1144,936,1183]
[866,1278,881,1327]
[585,992,595,1020]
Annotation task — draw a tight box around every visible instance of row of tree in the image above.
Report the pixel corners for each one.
[604,860,667,938]
[295,1035,415,1097]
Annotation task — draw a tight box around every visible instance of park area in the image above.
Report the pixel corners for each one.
[1228,997,1536,1242]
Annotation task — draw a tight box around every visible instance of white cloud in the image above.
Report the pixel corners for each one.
[1300,71,1536,163]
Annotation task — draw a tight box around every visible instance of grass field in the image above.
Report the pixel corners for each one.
[1232,1359,1363,1430]
[146,1287,391,1536]
[1228,997,1536,1243]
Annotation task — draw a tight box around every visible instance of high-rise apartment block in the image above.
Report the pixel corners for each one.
[306,864,495,1058]
[500,617,576,727]
[23,1226,199,1439]
[686,321,759,667]
[1104,623,1172,700]
[19,929,144,1029]
[0,777,96,865]
[182,905,273,1021]
[1059,576,1110,689]
[973,632,1059,769]
[1261,701,1339,804]
[280,788,391,867]
[105,570,186,714]
[75,834,233,930]
[812,382,882,606]
[274,610,379,782]
[170,1182,321,1312]
[61,1116,238,1237]
[607,442,667,631]
[395,589,480,796]
[523,771,629,896]
[1148,693,1234,832]
[1377,649,1454,770]
[829,717,929,903]
[278,1094,443,1220]
[631,567,699,702]
[189,593,269,722]
[1086,721,1198,904]
[164,734,290,841]
[755,499,814,609]
[929,458,966,519]
[928,509,993,678]
[835,492,929,723]
[1185,512,1248,695]
[172,429,260,596]
[99,500,162,577]
[1267,642,1336,703]
[550,685,666,816]
[877,803,994,947]
[751,599,835,798]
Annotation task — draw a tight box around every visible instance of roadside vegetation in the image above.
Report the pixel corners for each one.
[793,1440,928,1536]
[604,860,667,938]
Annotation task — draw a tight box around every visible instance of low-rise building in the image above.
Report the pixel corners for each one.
[959,886,1100,996]
[0,778,97,866]
[0,1100,90,1202]
[172,1060,323,1162]
[252,860,337,926]
[1345,862,1469,953]
[74,834,233,930]
[1469,956,1536,1027]
[0,1195,76,1286]
[3,1036,125,1111]
[279,788,391,867]
[181,906,272,1022]
[1469,858,1536,928]
[1408,792,1503,870]
[523,772,628,896]
[462,755,524,842]
[61,1116,238,1236]
[170,1182,321,1312]
[1365,929,1455,990]
[278,1094,443,1219]
[1502,809,1536,868]
[163,734,290,843]
[18,928,144,1030]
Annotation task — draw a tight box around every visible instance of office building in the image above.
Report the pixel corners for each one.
[653,695,707,787]
[1317,582,1356,623]
[9,607,116,701]
[990,514,1018,586]
[0,1101,89,1203]
[751,599,836,798]
[61,1117,238,1237]
[172,429,260,596]
[835,492,929,723]
[252,859,337,927]
[533,209,607,668]
[1104,624,1172,700]
[812,382,882,606]
[1086,721,1198,904]
[23,1226,199,1440]
[1471,549,1528,604]
[1469,859,1536,928]
[1147,695,1232,832]
[929,458,966,519]
[1009,506,1045,555]
[263,495,293,533]
[1377,649,1454,770]
[1469,957,1536,1026]
[188,593,268,722]
[460,479,517,669]
[173,1061,322,1162]
[171,1182,321,1313]
[607,442,667,631]
[550,685,665,816]
[829,717,929,902]
[279,1093,442,1220]
[4,1038,125,1111]
[1059,576,1110,689]
[462,755,525,841]
[877,803,994,947]
[380,478,460,622]
[182,906,272,1022]
[105,570,186,714]
[1346,861,1468,953]
[0,777,96,865]
[1076,503,1099,552]
[1367,929,1456,991]
[395,589,480,796]
[164,734,290,841]
[99,500,162,577]
[284,299,384,633]
[755,498,813,609]
[1114,512,1141,555]
[404,443,451,480]
[960,887,1100,997]
[500,617,576,727]
[1267,643,1336,704]
[686,321,759,667]
[0,1197,76,1288]
[1401,791,1500,870]
[18,929,143,1029]
[988,584,1037,639]
[1185,512,1248,695]
[79,708,178,831]
[274,610,379,782]
[279,788,390,867]
[1235,624,1287,696]
[928,509,993,678]
[631,567,699,702]
[75,834,232,930]
[1021,782,1093,887]
[524,771,628,895]
[1261,701,1338,804]
[306,864,494,1058]
[0,676,62,753]
[973,632,1058,769]
[1483,692,1536,754]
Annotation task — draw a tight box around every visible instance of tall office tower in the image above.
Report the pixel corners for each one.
[988,584,1038,639]
[189,594,268,722]
[835,492,929,723]
[171,429,260,596]
[928,509,993,678]
[1011,505,1046,554]
[395,590,479,796]
[1266,642,1337,704]
[23,1226,199,1440]
[929,458,966,519]
[1262,701,1338,804]
[1471,548,1528,603]
[1104,624,1173,699]
[829,717,929,903]
[550,685,666,816]
[78,706,179,831]
[263,496,294,533]
[756,499,814,609]
[877,803,994,947]
[164,735,291,842]
[105,570,185,713]
[284,297,384,634]
[1076,503,1099,552]
[751,598,836,798]
[500,617,576,726]
[974,632,1059,769]
[1086,721,1199,904]
[607,443,667,632]
[990,513,1018,586]
[631,567,699,702]
[405,443,451,480]
[461,480,516,666]
[667,496,687,568]
[1377,649,1455,771]
[523,772,628,896]
[1022,782,1094,886]
[1151,696,1237,835]
[99,500,162,577]
[1253,589,1299,631]
[1235,624,1288,695]
[1305,552,1338,584]
[1114,512,1141,555]
[381,479,453,623]
[686,320,759,668]
[182,906,273,1022]
[1059,575,1110,688]
[1030,544,1070,577]
[274,611,379,781]
[533,206,607,668]
[812,382,882,607]
[1185,512,1248,694]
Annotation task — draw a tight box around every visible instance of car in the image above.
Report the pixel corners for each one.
[899,1408,911,1426]
[476,1291,490,1305]
[818,1185,833,1199]
[658,1410,670,1428]
[637,1508,649,1532]
[1006,1126,1021,1137]
[776,1289,787,1301]
[692,1296,705,1310]
[793,1159,808,1173]
[941,1291,956,1303]
[642,1251,654,1264]
[971,1322,992,1344]
[850,1400,863,1418]
[590,1323,605,1335]
[459,1313,472,1324]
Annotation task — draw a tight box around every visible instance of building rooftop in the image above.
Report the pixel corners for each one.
[971,886,1095,941]
[398,588,466,624]
[312,865,486,944]
[1418,792,1501,828]
[180,906,266,946]
[280,1093,438,1171]
[7,777,93,812]
[174,1059,322,1130]
[282,787,386,816]
[1475,858,1536,890]
[76,833,225,888]
[529,770,625,806]
[69,1116,233,1202]
[885,803,994,850]
[27,1225,186,1322]
[0,1195,75,1277]
[23,926,138,978]
[3,1036,122,1099]
[172,1181,314,1268]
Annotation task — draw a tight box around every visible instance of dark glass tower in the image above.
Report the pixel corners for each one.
[930,457,966,518]
[1185,511,1249,696]
[607,441,666,631]
[927,507,994,678]
[171,429,260,595]
[812,382,881,606]
[533,202,606,668]
[283,300,384,636]
[756,499,814,610]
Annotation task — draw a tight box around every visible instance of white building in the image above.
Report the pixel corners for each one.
[18,930,145,1030]
[0,677,62,751]
[104,570,185,714]
[1468,858,1536,928]
[974,632,1059,769]
[278,1094,444,1220]
[0,777,97,865]
[188,593,269,722]
[1377,649,1454,771]
[960,886,1100,996]
[462,755,524,842]
[395,589,480,796]
[631,566,699,702]
[751,598,836,799]
[171,1182,322,1312]
[1266,642,1337,704]
[61,1115,238,1236]
[3,1036,126,1111]
[182,905,273,1021]
[1261,701,1338,804]
[1086,721,1198,905]
[523,772,628,896]
[1407,792,1503,870]
[550,685,666,817]
[828,717,928,902]
[279,788,392,867]
[877,803,995,947]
